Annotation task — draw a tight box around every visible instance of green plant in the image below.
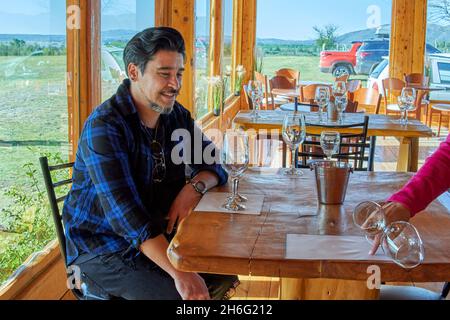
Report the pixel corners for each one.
[313,24,339,51]
[0,150,68,285]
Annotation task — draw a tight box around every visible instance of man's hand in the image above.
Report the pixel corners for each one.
[369,201,411,255]
[166,183,202,234]
[173,271,211,300]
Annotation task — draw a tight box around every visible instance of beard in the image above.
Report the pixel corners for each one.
[149,101,174,115]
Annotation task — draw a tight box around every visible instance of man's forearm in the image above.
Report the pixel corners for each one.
[192,170,219,191]
[139,234,182,279]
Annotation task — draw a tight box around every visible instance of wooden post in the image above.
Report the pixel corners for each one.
[389,0,428,80]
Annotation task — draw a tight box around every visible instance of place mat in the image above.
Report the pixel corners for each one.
[285,234,391,261]
[194,192,265,215]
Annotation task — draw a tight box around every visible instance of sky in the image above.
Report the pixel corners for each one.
[0,0,418,40]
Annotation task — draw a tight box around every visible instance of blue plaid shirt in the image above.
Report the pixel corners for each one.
[63,79,228,265]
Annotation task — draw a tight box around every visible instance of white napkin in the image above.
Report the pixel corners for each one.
[285,234,391,261]
[194,192,265,215]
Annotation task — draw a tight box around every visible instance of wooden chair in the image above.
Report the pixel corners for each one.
[352,88,382,114]
[404,73,429,86]
[275,68,300,84]
[428,103,450,137]
[346,79,362,101]
[39,157,120,300]
[382,78,405,115]
[269,75,297,108]
[335,74,350,82]
[242,84,253,110]
[254,71,289,109]
[297,116,374,171]
[301,83,332,106]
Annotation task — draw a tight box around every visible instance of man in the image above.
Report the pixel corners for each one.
[63,27,238,300]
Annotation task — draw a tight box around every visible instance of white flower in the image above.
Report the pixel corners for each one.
[225,65,232,77]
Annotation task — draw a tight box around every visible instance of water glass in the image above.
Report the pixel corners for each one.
[221,130,250,211]
[282,113,306,176]
[247,80,263,120]
[353,201,425,269]
[398,87,416,125]
[315,86,330,123]
[332,81,347,98]
[320,131,340,160]
[335,95,348,123]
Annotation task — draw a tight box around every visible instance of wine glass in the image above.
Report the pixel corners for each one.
[320,131,340,160]
[332,81,347,98]
[397,87,416,125]
[247,80,263,120]
[221,130,250,211]
[282,113,306,176]
[335,95,348,123]
[315,86,330,123]
[353,201,425,269]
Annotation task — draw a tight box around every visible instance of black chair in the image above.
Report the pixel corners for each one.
[39,156,119,300]
[296,115,375,171]
[380,282,449,300]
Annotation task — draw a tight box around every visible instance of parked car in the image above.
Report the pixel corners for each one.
[355,39,441,75]
[101,46,126,83]
[1,50,48,79]
[367,53,450,101]
[319,41,362,77]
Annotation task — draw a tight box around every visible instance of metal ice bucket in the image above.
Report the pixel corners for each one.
[310,160,353,205]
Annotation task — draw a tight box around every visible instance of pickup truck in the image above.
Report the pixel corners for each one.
[319,41,362,77]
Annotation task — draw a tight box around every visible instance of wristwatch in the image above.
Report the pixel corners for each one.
[190,180,207,195]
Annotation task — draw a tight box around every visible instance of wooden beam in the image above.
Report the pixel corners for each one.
[155,0,172,26]
[389,0,427,80]
[66,0,101,161]
[170,0,195,113]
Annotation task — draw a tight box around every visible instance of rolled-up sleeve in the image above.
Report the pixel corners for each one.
[80,117,163,249]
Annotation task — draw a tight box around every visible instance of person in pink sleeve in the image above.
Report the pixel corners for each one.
[370,134,450,255]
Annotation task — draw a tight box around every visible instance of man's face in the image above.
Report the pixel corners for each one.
[132,50,185,114]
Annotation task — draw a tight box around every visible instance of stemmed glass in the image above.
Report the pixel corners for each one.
[282,113,306,176]
[320,131,340,160]
[247,80,263,120]
[335,95,348,123]
[315,86,330,123]
[353,201,425,269]
[221,130,250,211]
[332,80,347,98]
[397,87,416,125]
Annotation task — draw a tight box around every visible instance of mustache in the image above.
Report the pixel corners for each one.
[161,89,179,95]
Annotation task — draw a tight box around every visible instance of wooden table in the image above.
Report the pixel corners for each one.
[167,168,450,300]
[233,110,433,172]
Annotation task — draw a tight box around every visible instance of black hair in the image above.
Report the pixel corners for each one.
[123,27,186,77]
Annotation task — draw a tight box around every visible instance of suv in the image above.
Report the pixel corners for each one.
[367,53,450,101]
[319,41,362,77]
[355,39,441,75]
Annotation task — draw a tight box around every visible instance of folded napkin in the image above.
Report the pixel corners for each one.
[194,192,265,215]
[285,234,391,261]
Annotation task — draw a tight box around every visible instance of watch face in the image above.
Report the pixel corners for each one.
[194,181,206,193]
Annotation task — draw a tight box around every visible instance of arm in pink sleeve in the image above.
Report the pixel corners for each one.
[388,134,450,217]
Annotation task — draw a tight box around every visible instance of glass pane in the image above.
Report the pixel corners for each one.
[222,0,233,99]
[0,0,68,285]
[194,0,211,119]
[256,0,392,87]
[101,0,155,100]
[426,0,450,101]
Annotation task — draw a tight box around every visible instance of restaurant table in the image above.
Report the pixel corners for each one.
[233,110,433,172]
[167,168,450,300]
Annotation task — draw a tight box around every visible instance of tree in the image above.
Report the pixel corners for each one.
[313,24,339,50]
[429,0,450,26]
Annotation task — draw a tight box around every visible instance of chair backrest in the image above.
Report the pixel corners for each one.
[275,68,300,83]
[335,74,350,82]
[39,156,74,265]
[269,75,296,90]
[344,100,359,113]
[352,88,382,114]
[347,79,362,93]
[404,73,429,86]
[382,77,405,112]
[301,84,332,104]
[297,116,372,171]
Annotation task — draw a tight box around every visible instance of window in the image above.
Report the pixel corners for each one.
[0,0,68,285]
[100,0,155,100]
[256,0,392,82]
[222,0,234,99]
[194,0,211,119]
[437,62,450,84]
